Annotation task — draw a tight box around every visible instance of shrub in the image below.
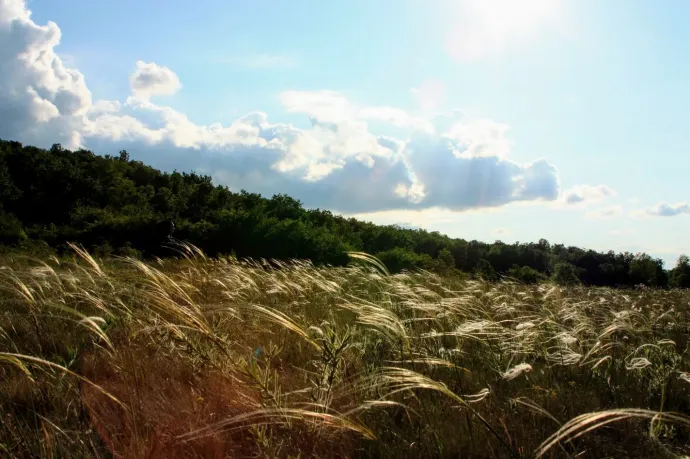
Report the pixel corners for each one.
[552,262,581,285]
[0,212,26,246]
[376,247,434,273]
[475,258,497,281]
[507,265,545,284]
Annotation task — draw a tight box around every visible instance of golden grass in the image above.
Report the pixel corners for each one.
[1,244,690,457]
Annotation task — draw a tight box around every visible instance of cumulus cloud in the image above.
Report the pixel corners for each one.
[129,60,181,100]
[404,135,558,210]
[280,90,354,124]
[358,106,434,133]
[562,184,617,206]
[0,0,91,148]
[1,0,565,214]
[280,90,434,133]
[445,0,567,61]
[632,202,690,218]
[411,79,446,111]
[445,119,511,158]
[585,205,623,219]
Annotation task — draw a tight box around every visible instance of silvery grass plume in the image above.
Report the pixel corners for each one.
[337,295,408,345]
[3,245,690,457]
[536,409,690,458]
[347,252,390,276]
[176,406,375,442]
[502,363,533,381]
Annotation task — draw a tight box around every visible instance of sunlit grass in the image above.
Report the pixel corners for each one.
[1,244,689,457]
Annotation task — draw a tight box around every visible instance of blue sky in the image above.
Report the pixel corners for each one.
[4,0,690,266]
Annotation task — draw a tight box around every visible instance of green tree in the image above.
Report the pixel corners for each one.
[376,247,433,273]
[475,258,497,281]
[437,248,455,271]
[669,255,690,288]
[629,254,667,287]
[0,212,27,245]
[552,262,581,286]
[0,137,678,286]
[508,265,545,284]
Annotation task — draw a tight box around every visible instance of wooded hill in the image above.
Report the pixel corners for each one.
[1,139,688,288]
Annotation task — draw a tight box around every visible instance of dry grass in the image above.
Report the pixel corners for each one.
[1,244,690,458]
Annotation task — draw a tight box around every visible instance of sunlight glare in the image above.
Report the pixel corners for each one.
[446,0,565,60]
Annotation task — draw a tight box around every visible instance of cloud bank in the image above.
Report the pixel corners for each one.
[633,202,690,218]
[1,0,564,214]
[562,185,617,206]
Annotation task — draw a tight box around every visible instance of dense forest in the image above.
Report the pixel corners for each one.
[1,139,689,288]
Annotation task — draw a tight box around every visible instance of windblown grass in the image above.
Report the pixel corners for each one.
[1,244,690,457]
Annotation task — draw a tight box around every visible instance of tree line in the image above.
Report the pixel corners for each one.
[1,139,689,288]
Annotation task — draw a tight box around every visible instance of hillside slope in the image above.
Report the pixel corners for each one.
[1,139,688,287]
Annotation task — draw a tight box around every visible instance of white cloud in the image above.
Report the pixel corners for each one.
[350,208,471,228]
[410,79,446,112]
[129,60,181,100]
[393,182,426,204]
[585,205,623,219]
[1,0,565,215]
[1,0,29,21]
[280,90,355,124]
[280,91,434,133]
[0,0,92,148]
[445,119,511,158]
[403,136,559,210]
[445,0,567,61]
[561,184,617,206]
[81,92,563,213]
[89,99,121,115]
[494,227,510,236]
[632,202,690,218]
[358,106,434,133]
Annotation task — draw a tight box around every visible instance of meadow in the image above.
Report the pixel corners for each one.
[1,243,690,458]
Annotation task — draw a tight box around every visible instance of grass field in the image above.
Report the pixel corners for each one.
[1,243,690,458]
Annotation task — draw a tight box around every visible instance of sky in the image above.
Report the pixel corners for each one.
[2,0,690,266]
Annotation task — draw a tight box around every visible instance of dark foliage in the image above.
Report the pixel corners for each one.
[506,265,546,284]
[0,139,680,287]
[552,262,582,286]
